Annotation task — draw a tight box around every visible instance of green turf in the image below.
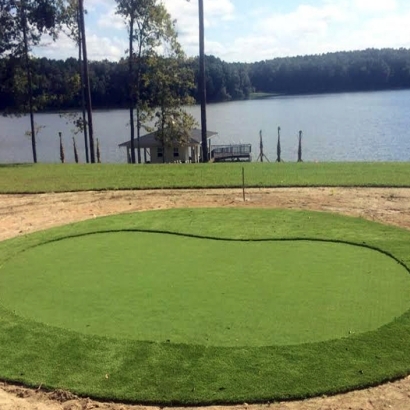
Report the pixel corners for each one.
[1,232,409,346]
[1,208,410,404]
[1,162,410,193]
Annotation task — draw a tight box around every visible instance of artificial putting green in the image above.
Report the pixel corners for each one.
[1,208,410,404]
[1,233,409,346]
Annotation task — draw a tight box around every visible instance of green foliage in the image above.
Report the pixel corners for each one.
[60,111,86,137]
[249,48,410,94]
[149,53,197,150]
[0,0,67,127]
[115,0,187,163]
[3,48,410,113]
[0,0,64,57]
[24,121,44,137]
[115,0,200,153]
[60,0,81,44]
[1,209,410,403]
[1,162,410,193]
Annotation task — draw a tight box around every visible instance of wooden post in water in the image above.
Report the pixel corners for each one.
[59,132,65,164]
[96,138,101,163]
[276,126,282,162]
[297,130,303,162]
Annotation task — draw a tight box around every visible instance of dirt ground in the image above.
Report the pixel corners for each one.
[1,187,410,410]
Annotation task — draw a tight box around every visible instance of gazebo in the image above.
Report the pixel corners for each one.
[118,128,218,163]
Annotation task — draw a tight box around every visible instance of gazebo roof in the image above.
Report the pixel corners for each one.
[118,128,217,149]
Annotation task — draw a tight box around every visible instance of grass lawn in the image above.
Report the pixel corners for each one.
[0,162,410,193]
[1,208,410,404]
[2,233,409,346]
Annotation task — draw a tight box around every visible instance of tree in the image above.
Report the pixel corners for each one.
[1,0,61,56]
[0,0,22,55]
[198,0,208,162]
[115,0,178,163]
[4,48,410,115]
[1,0,65,163]
[148,44,197,163]
[61,0,89,162]
[78,0,95,162]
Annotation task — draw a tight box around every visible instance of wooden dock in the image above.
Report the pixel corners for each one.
[210,144,252,162]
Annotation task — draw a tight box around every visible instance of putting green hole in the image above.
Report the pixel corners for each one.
[1,232,409,346]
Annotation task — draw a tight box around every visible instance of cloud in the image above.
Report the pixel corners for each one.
[97,8,125,30]
[259,3,348,38]
[32,0,410,63]
[354,0,398,13]
[165,0,235,55]
[212,3,351,62]
[337,11,410,50]
[86,0,114,12]
[33,30,126,61]
[33,32,78,60]
[86,33,126,61]
[212,0,410,62]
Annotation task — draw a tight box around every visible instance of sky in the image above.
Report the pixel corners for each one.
[33,0,410,63]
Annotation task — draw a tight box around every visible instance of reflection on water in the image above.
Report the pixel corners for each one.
[1,89,409,163]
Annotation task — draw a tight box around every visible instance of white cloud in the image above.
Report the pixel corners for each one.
[213,0,410,62]
[86,0,114,12]
[260,4,348,38]
[354,0,398,13]
[337,11,410,50]
[32,0,410,63]
[97,8,125,30]
[34,32,78,60]
[86,33,126,60]
[33,30,126,61]
[166,0,235,20]
[204,0,235,21]
[218,3,351,61]
[165,0,235,55]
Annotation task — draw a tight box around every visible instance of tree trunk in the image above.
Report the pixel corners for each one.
[21,0,37,163]
[136,106,142,164]
[79,0,95,163]
[198,0,208,162]
[135,40,144,164]
[77,7,89,163]
[128,17,136,164]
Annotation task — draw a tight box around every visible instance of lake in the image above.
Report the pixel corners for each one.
[1,89,409,163]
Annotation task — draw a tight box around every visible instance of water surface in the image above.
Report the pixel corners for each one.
[1,89,409,163]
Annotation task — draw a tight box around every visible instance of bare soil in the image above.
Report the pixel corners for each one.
[1,187,410,410]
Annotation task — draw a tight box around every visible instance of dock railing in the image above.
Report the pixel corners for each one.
[211,144,252,161]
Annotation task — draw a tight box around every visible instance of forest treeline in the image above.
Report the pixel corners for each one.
[1,47,410,112]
